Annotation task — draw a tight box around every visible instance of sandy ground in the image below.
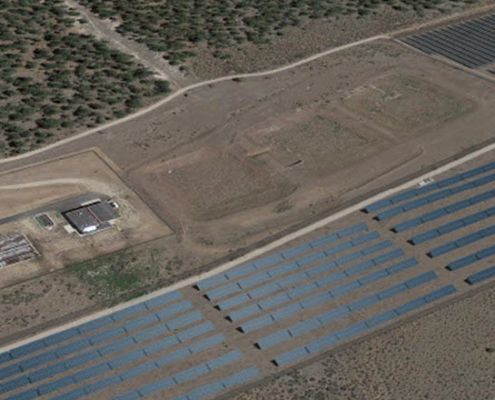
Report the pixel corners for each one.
[231,283,495,400]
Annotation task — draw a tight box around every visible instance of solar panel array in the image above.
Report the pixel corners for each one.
[3,151,495,398]
[402,14,495,70]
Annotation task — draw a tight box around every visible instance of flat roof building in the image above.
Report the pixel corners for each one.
[63,201,119,235]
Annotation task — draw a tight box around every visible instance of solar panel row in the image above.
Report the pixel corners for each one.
[428,224,495,258]
[365,160,495,213]
[466,266,495,284]
[10,331,224,400]
[272,285,457,367]
[0,291,183,370]
[409,205,495,245]
[195,222,369,291]
[102,350,245,400]
[376,172,495,221]
[239,257,417,334]
[228,249,405,326]
[255,270,437,349]
[393,189,495,233]
[0,312,209,396]
[0,300,194,386]
[206,233,386,302]
[446,244,495,271]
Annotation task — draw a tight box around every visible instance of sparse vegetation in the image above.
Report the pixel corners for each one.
[0,0,170,156]
[77,0,477,68]
[68,248,163,302]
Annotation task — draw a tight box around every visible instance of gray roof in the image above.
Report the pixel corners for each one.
[88,202,119,222]
[64,208,99,233]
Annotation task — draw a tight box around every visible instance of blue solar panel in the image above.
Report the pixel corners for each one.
[120,361,157,381]
[372,248,405,264]
[247,282,280,299]
[174,364,210,384]
[166,311,203,330]
[0,363,22,381]
[386,257,418,274]
[51,387,85,400]
[138,378,175,397]
[273,346,310,366]
[155,300,193,321]
[222,367,260,387]
[187,381,224,400]
[376,283,407,301]
[318,306,351,325]
[330,280,361,297]
[345,259,375,276]
[405,272,437,288]
[358,269,388,286]
[286,282,319,299]
[19,350,57,371]
[72,362,110,383]
[142,334,179,355]
[237,271,270,289]
[365,310,398,328]
[228,304,262,322]
[361,240,393,256]
[258,292,291,311]
[429,242,458,258]
[109,349,146,369]
[282,243,312,259]
[38,375,75,395]
[447,245,495,271]
[154,348,191,367]
[338,222,369,238]
[254,253,284,269]
[309,233,339,248]
[177,321,214,342]
[466,266,495,285]
[10,340,46,359]
[272,302,303,321]
[195,274,228,291]
[30,361,67,382]
[8,388,38,400]
[423,285,457,302]
[111,303,148,322]
[296,251,327,267]
[43,328,79,347]
[123,313,159,333]
[144,290,183,309]
[239,314,274,333]
[350,231,380,246]
[216,293,251,311]
[316,270,346,287]
[55,338,91,358]
[395,298,427,315]
[77,316,113,335]
[348,295,380,312]
[63,350,100,370]
[98,336,136,357]
[288,318,321,337]
[84,374,122,394]
[267,261,299,278]
[324,241,353,256]
[89,325,126,345]
[0,375,30,395]
[111,391,141,400]
[335,322,369,340]
[225,263,256,280]
[257,330,292,349]
[207,350,243,370]
[305,334,340,353]
[205,283,240,301]
[188,334,225,353]
[299,292,331,309]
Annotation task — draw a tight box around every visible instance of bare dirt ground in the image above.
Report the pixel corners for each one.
[231,284,495,400]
